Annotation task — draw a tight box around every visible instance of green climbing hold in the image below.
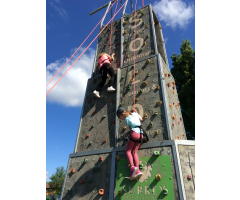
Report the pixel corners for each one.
[150,122,153,127]
[163,189,168,195]
[153,112,158,115]
[146,35,149,38]
[120,102,123,106]
[124,49,126,52]
[92,125,94,127]
[139,164,143,169]
[128,86,131,90]
[108,28,110,31]
[93,167,98,172]
[154,151,160,156]
[103,115,106,118]
[140,49,143,52]
[143,22,145,25]
[89,142,92,145]
[121,76,125,79]
[147,73,150,77]
[140,89,143,93]
[131,66,134,69]
[124,40,127,43]
[142,12,145,15]
[88,179,93,183]
[84,159,88,163]
[68,189,71,193]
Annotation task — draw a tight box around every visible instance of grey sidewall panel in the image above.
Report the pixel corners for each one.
[149,4,158,55]
[60,158,71,200]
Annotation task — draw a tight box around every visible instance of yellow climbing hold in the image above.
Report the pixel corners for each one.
[157,101,162,105]
[155,174,161,181]
[115,155,121,161]
[156,85,160,90]
[142,81,147,86]
[144,113,148,118]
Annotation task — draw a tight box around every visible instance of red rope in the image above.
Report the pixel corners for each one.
[133,0,137,110]
[46,1,128,96]
[109,1,118,55]
[46,1,116,87]
[142,0,144,7]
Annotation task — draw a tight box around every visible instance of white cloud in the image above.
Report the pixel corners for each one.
[153,0,194,29]
[50,2,68,19]
[46,47,95,107]
[46,171,49,179]
[164,37,168,44]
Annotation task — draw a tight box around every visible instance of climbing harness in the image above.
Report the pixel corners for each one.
[127,125,149,144]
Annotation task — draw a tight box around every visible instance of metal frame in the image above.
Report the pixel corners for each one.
[100,1,112,28]
[60,158,70,200]
[149,4,158,55]
[157,53,173,140]
[122,0,129,17]
[174,140,195,200]
[73,80,90,153]
[109,151,116,199]
[90,0,117,15]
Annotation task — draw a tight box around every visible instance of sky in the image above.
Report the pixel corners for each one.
[46,0,195,182]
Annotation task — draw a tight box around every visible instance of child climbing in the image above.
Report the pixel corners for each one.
[117,107,143,180]
[93,52,116,98]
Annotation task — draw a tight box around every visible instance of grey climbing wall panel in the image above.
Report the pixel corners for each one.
[178,145,195,200]
[62,153,112,200]
[159,57,187,140]
[114,146,179,200]
[92,19,122,78]
[122,5,156,67]
[117,55,168,146]
[75,76,116,153]
[152,10,169,68]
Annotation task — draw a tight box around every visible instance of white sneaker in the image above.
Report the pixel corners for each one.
[107,86,116,92]
[93,90,100,98]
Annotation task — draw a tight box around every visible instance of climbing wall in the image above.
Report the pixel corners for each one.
[92,19,122,78]
[75,76,116,153]
[178,145,195,200]
[114,146,179,200]
[122,5,156,67]
[117,55,168,146]
[61,153,112,200]
[152,11,169,68]
[159,57,187,140]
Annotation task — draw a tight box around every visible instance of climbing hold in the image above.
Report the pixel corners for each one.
[150,122,153,127]
[86,134,90,138]
[183,133,185,136]
[172,122,174,126]
[172,115,175,120]
[154,22,156,25]
[107,37,109,40]
[123,126,127,130]
[136,33,140,37]
[88,98,91,102]
[153,112,158,115]
[88,179,93,183]
[124,40,127,43]
[93,166,98,172]
[157,101,162,105]
[124,49,126,52]
[115,29,118,32]
[155,174,161,181]
[169,104,172,108]
[135,71,139,74]
[139,19,142,22]
[173,86,175,89]
[120,102,123,106]
[139,49,143,52]
[84,159,88,163]
[112,120,115,124]
[142,81,147,86]
[135,98,139,102]
[175,105,177,108]
[163,189,168,195]
[110,99,113,102]
[160,26,162,29]
[123,21,127,25]
[167,83,170,87]
[118,191,123,195]
[127,43,129,46]
[115,155,121,161]
[146,59,150,64]
[143,22,145,24]
[144,41,146,45]
[146,35,149,38]
[178,136,180,140]
[92,125,94,127]
[147,73,150,77]
[103,139,107,143]
[103,115,106,118]
[168,74,171,77]
[173,81,175,85]
[71,169,75,173]
[121,76,124,79]
[139,164,143,169]
[127,54,129,58]
[131,78,134,82]
[164,73,167,77]
[128,164,131,168]
[144,113,148,118]
[140,89,143,93]
[178,102,180,105]
[124,30,127,34]
[178,121,180,124]
[131,65,134,69]
[142,12,145,15]
[180,117,182,121]
[99,157,104,162]
[126,15,130,19]
[156,130,159,135]
[108,28,110,31]
[93,111,96,115]
[99,189,104,195]
[118,62,120,65]
[187,175,192,180]
[154,151,160,156]
[104,44,107,46]
[68,189,71,193]
[118,42,120,46]
[151,50,154,53]
[80,180,85,184]
[173,90,175,94]
[89,142,92,145]
[157,85,160,90]
[138,9,142,13]
[146,24,149,28]
[127,86,131,90]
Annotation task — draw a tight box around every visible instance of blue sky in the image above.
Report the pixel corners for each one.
[46,0,195,182]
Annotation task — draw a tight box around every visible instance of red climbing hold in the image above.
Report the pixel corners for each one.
[115,29,118,32]
[80,180,85,184]
[172,122,174,126]
[103,139,107,143]
[88,98,91,102]
[173,102,175,105]
[118,43,120,46]
[104,44,107,46]
[180,117,182,121]
[93,111,96,115]
[178,102,180,105]
[71,169,75,173]
[107,37,109,40]
[99,157,104,161]
[110,99,113,102]
[173,86,175,89]
[178,121,180,124]
[187,175,192,180]
[112,120,115,124]
[167,83,170,87]
[168,74,171,77]
[86,134,90,138]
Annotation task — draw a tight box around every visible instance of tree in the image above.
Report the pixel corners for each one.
[48,166,65,195]
[171,39,195,139]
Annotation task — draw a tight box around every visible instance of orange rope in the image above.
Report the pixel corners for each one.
[133,0,137,110]
[46,1,116,87]
[46,0,128,96]
[109,1,118,55]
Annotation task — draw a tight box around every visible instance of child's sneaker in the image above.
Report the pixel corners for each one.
[133,170,142,179]
[129,166,138,180]
[93,90,100,98]
[107,86,116,92]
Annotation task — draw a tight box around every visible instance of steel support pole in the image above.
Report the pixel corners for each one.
[122,0,128,17]
[89,0,117,15]
[100,1,112,28]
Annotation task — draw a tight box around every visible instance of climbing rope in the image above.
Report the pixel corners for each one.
[142,0,144,7]
[109,1,118,55]
[46,0,128,96]
[46,1,117,87]
[133,0,138,110]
